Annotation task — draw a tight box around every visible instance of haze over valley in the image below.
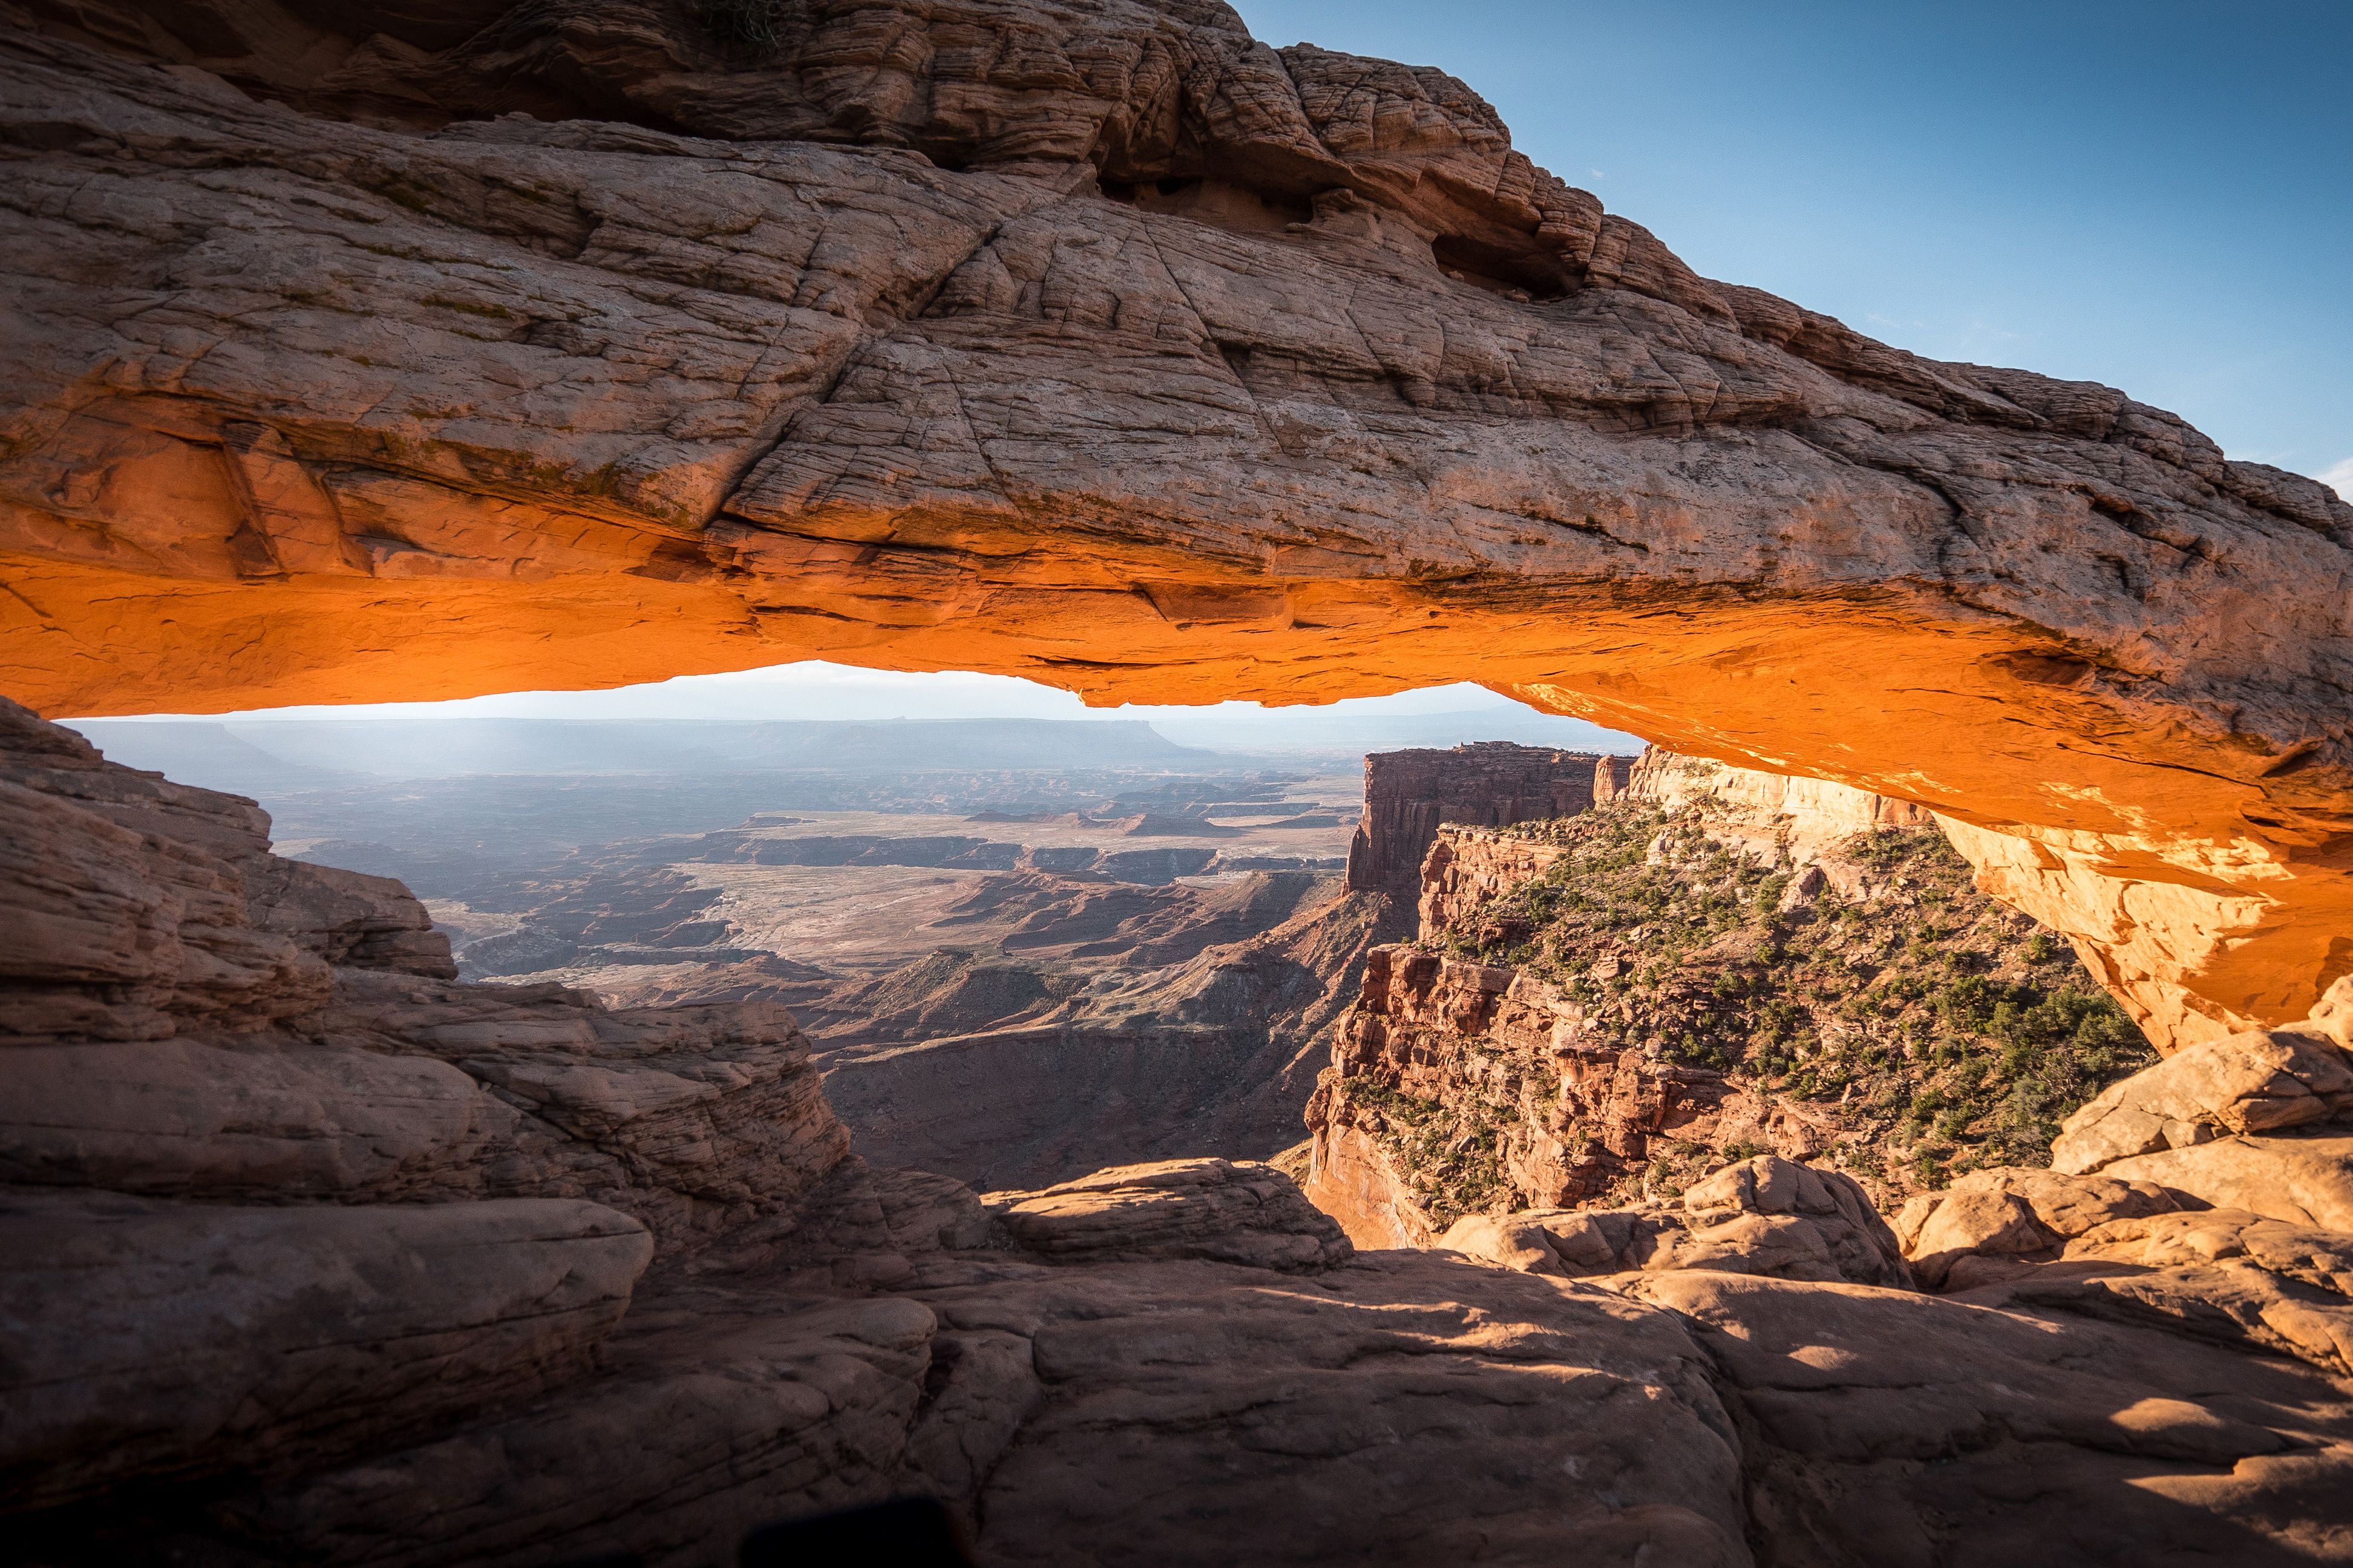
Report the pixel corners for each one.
[70,675,1640,1190]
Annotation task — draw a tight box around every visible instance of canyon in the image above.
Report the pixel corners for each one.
[75,711,1410,1189]
[6,0,2353,1562]
[1306,750,2158,1247]
[14,702,2353,1563]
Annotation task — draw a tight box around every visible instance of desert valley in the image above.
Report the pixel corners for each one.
[5,0,2353,1564]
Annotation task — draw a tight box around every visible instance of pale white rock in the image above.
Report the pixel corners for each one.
[2050,1028,2353,1174]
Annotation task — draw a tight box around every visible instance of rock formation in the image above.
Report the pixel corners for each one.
[1870,985,2353,1391]
[0,0,2348,1042]
[1438,1152,1913,1290]
[0,691,1751,1561]
[1343,742,1615,901]
[10,1,2353,1558]
[1304,748,2155,1245]
[14,698,2353,1560]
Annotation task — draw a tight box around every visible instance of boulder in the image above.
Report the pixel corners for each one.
[2050,1030,2353,1174]
[984,1157,1352,1271]
[1897,1189,2058,1290]
[2102,1135,2353,1232]
[2069,1207,2353,1287]
[1438,1154,1909,1288]
[1944,1165,2190,1236]
[1437,1212,1567,1275]
[1893,1165,2191,1289]
[1955,1209,2353,1377]
[1675,1154,1913,1287]
[2307,975,2353,1050]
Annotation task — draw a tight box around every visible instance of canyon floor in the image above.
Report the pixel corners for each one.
[71,715,1399,1191]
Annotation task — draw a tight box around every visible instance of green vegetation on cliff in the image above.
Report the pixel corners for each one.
[1433,800,2156,1192]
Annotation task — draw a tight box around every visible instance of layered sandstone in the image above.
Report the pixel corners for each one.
[1343,743,1614,901]
[1871,998,2353,1386]
[1418,826,1569,936]
[0,691,1758,1561]
[1437,1152,1912,1290]
[0,1,2346,1043]
[1304,748,2156,1244]
[0,695,849,1512]
[15,678,2353,1560]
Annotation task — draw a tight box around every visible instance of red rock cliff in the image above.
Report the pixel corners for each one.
[1344,743,1622,901]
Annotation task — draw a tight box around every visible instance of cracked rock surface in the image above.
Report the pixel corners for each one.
[10,701,2353,1563]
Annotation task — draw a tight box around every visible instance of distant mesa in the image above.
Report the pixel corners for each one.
[1345,743,1631,904]
[1119,812,1243,838]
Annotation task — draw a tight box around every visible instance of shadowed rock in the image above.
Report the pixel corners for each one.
[7,691,2353,1562]
[1,1192,652,1512]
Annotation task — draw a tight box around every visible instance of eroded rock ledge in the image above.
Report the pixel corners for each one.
[9,703,2353,1562]
[0,0,2348,1041]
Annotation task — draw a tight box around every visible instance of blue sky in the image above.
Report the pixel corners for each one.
[1237,0,2351,488]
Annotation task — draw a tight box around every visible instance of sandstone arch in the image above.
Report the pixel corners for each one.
[1,0,2347,1048]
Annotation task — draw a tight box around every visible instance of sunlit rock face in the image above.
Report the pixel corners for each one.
[2,0,2348,1046]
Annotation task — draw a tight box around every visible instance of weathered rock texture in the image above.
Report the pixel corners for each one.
[983,1155,1353,1270]
[0,693,1753,1562]
[2050,996,2353,1175]
[0,693,848,1512]
[1343,742,1611,901]
[1438,1152,1911,1289]
[1629,1268,2353,1566]
[1874,1013,2353,1388]
[1417,825,1569,936]
[1303,748,2154,1246]
[13,678,2353,1561]
[4,1192,652,1512]
[0,1,2348,1044]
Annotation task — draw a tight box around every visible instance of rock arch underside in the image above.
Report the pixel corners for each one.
[8,1,2352,1051]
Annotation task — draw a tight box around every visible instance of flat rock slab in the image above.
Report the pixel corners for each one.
[213,1249,1750,1567]
[951,1251,1747,1566]
[1628,1270,2353,1565]
[984,1156,1352,1270]
[2053,1028,2353,1174]
[2106,1134,2353,1231]
[0,1192,652,1511]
